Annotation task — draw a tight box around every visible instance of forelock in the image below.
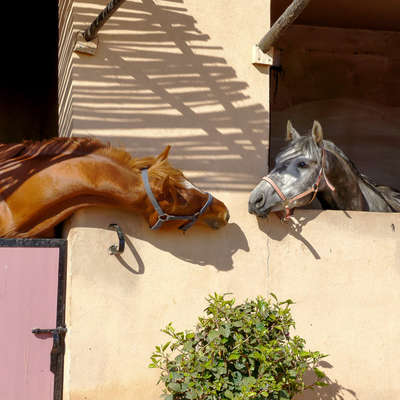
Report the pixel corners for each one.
[276,136,320,164]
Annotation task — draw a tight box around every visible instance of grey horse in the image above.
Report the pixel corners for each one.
[249,120,400,219]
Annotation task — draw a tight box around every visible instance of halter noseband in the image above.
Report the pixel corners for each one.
[141,168,213,231]
[262,146,335,221]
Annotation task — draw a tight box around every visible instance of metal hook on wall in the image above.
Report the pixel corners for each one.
[108,223,125,255]
[74,0,127,55]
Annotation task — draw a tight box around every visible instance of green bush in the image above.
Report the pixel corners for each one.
[150,293,327,400]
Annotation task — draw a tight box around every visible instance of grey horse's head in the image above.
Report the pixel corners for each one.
[249,120,327,217]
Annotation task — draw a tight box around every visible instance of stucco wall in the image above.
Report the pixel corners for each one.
[64,209,269,399]
[59,0,270,399]
[263,210,400,400]
[63,208,400,400]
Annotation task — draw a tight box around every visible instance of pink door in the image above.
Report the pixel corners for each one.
[0,240,67,400]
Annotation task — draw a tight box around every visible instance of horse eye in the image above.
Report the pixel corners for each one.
[297,161,307,168]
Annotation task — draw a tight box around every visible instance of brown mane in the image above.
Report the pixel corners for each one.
[94,142,184,182]
[0,137,183,200]
[93,144,186,191]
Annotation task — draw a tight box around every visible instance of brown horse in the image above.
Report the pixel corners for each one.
[0,138,229,238]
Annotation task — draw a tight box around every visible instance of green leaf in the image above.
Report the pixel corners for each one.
[183,341,193,351]
[208,330,219,342]
[168,382,182,392]
[314,367,326,378]
[234,361,246,370]
[228,352,240,361]
[220,325,231,338]
[278,389,291,399]
[232,371,242,384]
[256,322,265,331]
[186,391,197,399]
[242,376,257,387]
[224,389,234,399]
[162,341,171,351]
[288,369,297,378]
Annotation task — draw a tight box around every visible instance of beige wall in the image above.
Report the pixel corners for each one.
[64,208,269,400]
[262,210,400,400]
[59,0,270,399]
[59,1,400,400]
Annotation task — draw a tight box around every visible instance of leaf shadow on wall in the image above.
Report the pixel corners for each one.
[295,364,359,400]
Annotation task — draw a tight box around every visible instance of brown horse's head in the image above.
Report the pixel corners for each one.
[139,146,229,230]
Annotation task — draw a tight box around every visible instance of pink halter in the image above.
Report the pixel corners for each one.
[262,147,335,221]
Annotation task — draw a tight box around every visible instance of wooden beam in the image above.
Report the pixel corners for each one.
[258,0,312,53]
[83,0,127,42]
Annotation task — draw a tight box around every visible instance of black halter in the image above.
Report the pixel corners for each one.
[140,168,213,231]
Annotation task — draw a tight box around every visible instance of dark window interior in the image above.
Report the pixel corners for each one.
[0,3,58,143]
[270,0,400,191]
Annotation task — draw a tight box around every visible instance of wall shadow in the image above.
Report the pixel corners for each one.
[67,0,269,193]
[71,211,249,271]
[132,222,249,271]
[296,366,359,400]
[112,234,146,275]
[257,211,323,260]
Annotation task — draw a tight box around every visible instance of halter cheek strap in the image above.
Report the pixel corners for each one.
[262,147,335,221]
[141,168,213,231]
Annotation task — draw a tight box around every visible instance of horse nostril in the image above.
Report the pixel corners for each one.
[255,193,265,208]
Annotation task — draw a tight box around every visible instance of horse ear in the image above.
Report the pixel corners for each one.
[286,120,301,141]
[156,145,171,162]
[311,120,324,145]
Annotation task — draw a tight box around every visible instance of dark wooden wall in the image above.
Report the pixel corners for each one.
[270,25,400,191]
[0,3,58,143]
[272,0,400,31]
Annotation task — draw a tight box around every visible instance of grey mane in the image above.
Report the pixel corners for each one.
[323,140,400,212]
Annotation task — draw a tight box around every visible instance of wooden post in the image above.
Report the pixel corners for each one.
[258,0,312,53]
[83,0,127,42]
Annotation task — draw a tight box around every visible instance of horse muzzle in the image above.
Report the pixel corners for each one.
[248,181,282,217]
[202,207,230,229]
